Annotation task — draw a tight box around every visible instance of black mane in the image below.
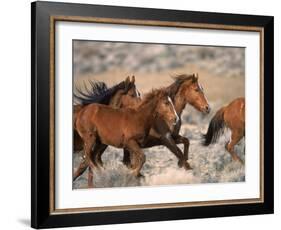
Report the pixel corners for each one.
[74,80,126,106]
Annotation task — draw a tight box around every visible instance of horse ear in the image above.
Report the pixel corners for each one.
[131,75,135,83]
[125,76,130,85]
[125,76,130,82]
[123,76,131,92]
[193,73,198,82]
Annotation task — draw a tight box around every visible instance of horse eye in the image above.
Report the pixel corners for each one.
[195,88,200,92]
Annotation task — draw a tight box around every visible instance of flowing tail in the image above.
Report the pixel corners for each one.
[203,107,225,146]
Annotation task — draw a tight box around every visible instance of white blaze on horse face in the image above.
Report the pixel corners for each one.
[135,88,141,98]
[167,96,179,125]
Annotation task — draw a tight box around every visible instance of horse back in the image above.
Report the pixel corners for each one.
[224,97,245,130]
[86,104,137,146]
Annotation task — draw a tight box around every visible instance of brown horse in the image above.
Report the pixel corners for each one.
[94,74,210,171]
[74,74,210,186]
[73,76,141,151]
[75,89,179,186]
[203,97,245,163]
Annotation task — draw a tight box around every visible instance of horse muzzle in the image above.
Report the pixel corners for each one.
[203,105,211,114]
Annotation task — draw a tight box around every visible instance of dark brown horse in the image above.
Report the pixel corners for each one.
[73,76,141,151]
[75,89,179,186]
[94,74,210,171]
[203,97,245,163]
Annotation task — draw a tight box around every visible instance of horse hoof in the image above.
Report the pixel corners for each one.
[233,156,244,165]
[94,162,105,170]
[178,161,184,168]
[184,163,193,170]
[125,164,133,169]
[137,173,145,178]
[99,165,105,170]
[123,160,131,168]
[178,160,193,170]
[237,158,244,165]
[133,172,144,178]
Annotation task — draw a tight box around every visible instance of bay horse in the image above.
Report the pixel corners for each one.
[94,74,210,171]
[73,76,141,151]
[75,89,179,186]
[202,97,245,163]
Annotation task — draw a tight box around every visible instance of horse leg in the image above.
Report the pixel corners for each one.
[126,140,146,177]
[88,166,94,188]
[73,142,103,182]
[83,135,97,188]
[225,130,244,164]
[174,135,190,160]
[73,130,84,152]
[161,133,192,170]
[123,149,132,168]
[94,144,108,169]
[73,154,89,181]
[122,135,163,168]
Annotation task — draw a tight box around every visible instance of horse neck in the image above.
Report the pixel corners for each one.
[108,81,130,106]
[173,95,187,116]
[126,98,142,109]
[106,82,125,99]
[166,84,186,116]
[109,91,123,108]
[136,97,158,123]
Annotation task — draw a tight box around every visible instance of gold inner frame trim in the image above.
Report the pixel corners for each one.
[49,15,264,215]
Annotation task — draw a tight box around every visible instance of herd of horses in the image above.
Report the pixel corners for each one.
[73,74,245,187]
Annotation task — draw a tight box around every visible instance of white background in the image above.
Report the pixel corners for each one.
[56,22,260,209]
[0,0,279,229]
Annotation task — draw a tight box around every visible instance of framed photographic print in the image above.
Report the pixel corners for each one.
[31,1,274,228]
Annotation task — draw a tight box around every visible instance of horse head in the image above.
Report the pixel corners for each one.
[110,76,141,108]
[173,73,210,114]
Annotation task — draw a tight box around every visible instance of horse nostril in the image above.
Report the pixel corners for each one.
[205,105,210,113]
[174,116,179,125]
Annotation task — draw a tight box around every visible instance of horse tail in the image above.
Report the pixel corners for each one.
[203,107,225,146]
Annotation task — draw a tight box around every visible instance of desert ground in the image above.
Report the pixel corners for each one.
[73,41,245,188]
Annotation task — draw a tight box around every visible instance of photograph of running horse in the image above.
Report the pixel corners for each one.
[73,74,211,187]
[73,40,245,188]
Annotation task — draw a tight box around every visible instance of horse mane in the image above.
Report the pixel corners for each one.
[136,73,196,108]
[138,88,168,108]
[74,80,126,105]
[167,74,197,99]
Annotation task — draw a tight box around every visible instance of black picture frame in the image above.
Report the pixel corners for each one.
[31,1,274,228]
